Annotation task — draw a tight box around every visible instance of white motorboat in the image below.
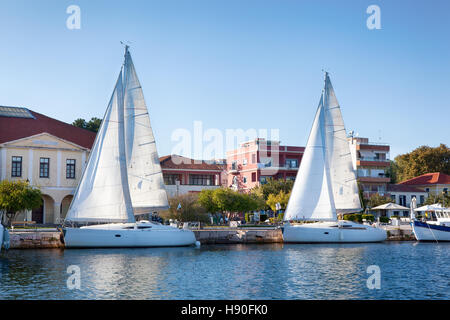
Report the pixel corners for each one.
[63,47,197,248]
[411,199,450,241]
[282,72,386,243]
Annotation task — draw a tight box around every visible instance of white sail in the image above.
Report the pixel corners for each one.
[323,73,362,214]
[65,71,135,223]
[284,96,337,221]
[123,48,169,214]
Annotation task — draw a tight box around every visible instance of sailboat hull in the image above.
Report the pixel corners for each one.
[411,220,450,241]
[63,222,197,248]
[282,221,387,243]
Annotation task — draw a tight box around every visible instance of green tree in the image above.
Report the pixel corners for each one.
[72,117,102,133]
[252,178,294,200]
[366,193,394,209]
[266,190,290,211]
[386,160,398,183]
[199,188,264,215]
[160,193,209,223]
[72,118,87,129]
[198,189,219,213]
[0,180,42,227]
[86,117,102,132]
[393,144,450,183]
[423,192,450,207]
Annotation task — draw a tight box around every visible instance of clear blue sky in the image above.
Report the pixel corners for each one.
[0,0,449,159]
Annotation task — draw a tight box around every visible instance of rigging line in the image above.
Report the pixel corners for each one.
[124,107,148,110]
[138,141,155,146]
[127,172,162,181]
[126,86,142,91]
[339,153,352,157]
[425,221,439,243]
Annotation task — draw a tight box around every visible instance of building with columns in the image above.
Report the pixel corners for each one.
[0,106,95,224]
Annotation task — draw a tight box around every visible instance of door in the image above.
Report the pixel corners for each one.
[32,204,44,224]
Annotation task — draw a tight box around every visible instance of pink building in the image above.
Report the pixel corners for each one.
[226,138,304,191]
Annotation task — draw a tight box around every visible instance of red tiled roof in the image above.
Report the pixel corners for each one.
[387,184,426,193]
[0,108,96,149]
[399,172,450,186]
[160,155,225,171]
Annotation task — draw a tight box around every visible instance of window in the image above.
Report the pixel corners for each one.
[39,158,50,178]
[399,195,406,206]
[251,172,256,182]
[285,159,298,168]
[425,188,430,192]
[252,154,256,164]
[231,161,237,171]
[243,177,247,184]
[66,159,76,179]
[420,195,425,204]
[391,195,396,202]
[189,174,214,186]
[163,174,179,185]
[243,158,248,165]
[260,176,269,184]
[11,156,22,177]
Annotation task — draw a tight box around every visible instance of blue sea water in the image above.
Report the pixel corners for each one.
[0,242,448,300]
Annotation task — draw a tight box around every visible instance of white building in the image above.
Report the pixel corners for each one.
[0,106,95,224]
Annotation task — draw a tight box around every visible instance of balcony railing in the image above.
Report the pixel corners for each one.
[358,157,390,162]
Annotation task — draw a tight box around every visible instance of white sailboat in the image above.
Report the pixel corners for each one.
[282,72,387,243]
[63,47,196,248]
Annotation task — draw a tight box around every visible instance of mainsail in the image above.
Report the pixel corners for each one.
[284,73,361,221]
[284,95,337,221]
[66,70,135,223]
[65,47,168,223]
[123,48,169,214]
[323,73,362,214]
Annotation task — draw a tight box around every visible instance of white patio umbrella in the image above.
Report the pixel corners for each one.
[372,203,410,210]
[371,202,410,220]
[414,203,443,212]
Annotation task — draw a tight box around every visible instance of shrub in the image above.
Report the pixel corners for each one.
[362,214,375,222]
[343,214,363,223]
[379,216,390,223]
[160,193,210,223]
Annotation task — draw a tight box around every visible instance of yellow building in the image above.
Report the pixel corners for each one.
[0,106,96,224]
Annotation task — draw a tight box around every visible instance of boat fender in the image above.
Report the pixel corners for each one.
[195,241,201,248]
